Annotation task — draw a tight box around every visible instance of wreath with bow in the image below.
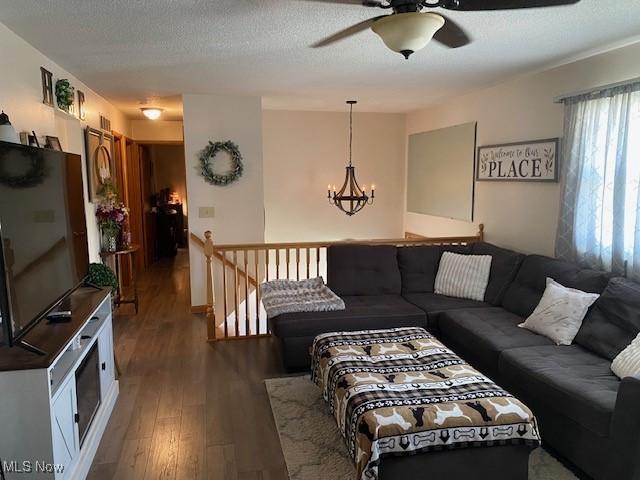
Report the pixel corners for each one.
[199,140,244,186]
[0,150,47,188]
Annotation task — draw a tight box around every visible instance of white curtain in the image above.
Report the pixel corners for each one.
[556,82,640,280]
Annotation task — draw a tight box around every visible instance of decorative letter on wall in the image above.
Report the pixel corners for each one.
[40,67,53,106]
[77,90,86,120]
[477,138,558,182]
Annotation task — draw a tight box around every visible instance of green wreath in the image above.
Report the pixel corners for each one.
[199,140,244,186]
[55,79,74,112]
[0,150,47,188]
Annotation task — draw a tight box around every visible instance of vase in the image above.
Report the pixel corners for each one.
[101,228,119,253]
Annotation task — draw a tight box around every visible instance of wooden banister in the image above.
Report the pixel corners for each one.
[191,224,484,342]
[190,232,258,287]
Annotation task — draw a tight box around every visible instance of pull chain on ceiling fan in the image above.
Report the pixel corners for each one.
[311,0,581,58]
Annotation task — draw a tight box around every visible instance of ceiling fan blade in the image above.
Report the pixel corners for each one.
[432,14,471,48]
[440,0,580,10]
[311,15,387,47]
[305,0,385,6]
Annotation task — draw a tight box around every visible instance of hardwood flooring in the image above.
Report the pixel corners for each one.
[87,250,289,480]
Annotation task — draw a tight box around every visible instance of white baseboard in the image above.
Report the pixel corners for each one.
[68,380,119,480]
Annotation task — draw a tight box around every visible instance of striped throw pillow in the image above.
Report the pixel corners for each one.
[434,252,492,302]
[612,332,640,379]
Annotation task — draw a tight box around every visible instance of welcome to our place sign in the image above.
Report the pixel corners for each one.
[476,138,559,182]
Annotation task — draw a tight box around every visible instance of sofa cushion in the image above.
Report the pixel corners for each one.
[403,292,488,315]
[437,307,553,374]
[397,245,471,294]
[499,345,620,436]
[575,277,640,360]
[471,242,525,306]
[502,255,610,318]
[397,245,442,293]
[327,245,401,296]
[269,295,427,338]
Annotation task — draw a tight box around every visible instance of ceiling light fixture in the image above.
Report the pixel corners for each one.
[371,12,445,59]
[328,100,375,216]
[141,107,163,120]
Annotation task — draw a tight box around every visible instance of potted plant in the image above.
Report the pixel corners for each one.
[87,263,118,293]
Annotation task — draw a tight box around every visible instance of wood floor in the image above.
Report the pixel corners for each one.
[87,250,289,480]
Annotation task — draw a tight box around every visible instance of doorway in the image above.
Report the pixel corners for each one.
[136,142,188,268]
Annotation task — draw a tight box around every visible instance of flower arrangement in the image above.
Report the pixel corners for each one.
[96,201,129,252]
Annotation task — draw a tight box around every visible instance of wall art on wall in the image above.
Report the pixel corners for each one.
[77,90,86,120]
[85,127,115,202]
[55,79,75,113]
[45,136,62,151]
[100,115,111,132]
[40,67,54,106]
[476,138,558,182]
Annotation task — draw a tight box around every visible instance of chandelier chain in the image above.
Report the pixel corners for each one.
[349,102,353,167]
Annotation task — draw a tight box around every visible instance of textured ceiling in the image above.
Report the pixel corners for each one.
[1,0,640,118]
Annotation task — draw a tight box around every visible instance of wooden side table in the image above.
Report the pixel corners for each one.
[100,244,140,313]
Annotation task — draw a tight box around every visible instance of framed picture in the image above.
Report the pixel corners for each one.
[45,136,62,151]
[28,131,40,148]
[85,127,115,201]
[476,138,559,182]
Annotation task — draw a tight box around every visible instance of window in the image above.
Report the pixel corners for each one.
[556,83,640,280]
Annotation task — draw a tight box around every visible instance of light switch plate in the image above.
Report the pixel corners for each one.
[198,207,215,218]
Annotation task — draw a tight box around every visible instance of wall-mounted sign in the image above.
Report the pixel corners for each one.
[476,138,559,182]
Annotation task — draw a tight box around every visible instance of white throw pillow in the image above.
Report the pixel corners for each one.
[434,252,492,302]
[612,332,640,379]
[518,278,599,346]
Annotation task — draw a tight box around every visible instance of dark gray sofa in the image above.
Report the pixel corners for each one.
[268,242,640,480]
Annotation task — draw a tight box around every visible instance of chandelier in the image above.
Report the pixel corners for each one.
[328,100,375,216]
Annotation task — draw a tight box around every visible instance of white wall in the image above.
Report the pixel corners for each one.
[405,41,640,256]
[183,94,264,306]
[0,22,129,262]
[263,110,405,242]
[130,120,183,142]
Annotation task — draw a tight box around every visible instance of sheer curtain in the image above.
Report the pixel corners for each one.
[556,82,640,280]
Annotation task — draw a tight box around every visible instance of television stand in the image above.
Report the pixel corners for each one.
[0,288,118,480]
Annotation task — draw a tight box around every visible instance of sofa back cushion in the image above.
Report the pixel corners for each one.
[575,277,640,360]
[471,242,525,306]
[327,245,401,296]
[397,244,470,293]
[502,255,610,318]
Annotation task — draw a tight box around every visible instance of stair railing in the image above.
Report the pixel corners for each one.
[192,225,484,341]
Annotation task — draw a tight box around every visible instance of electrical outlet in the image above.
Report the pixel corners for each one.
[198,207,215,218]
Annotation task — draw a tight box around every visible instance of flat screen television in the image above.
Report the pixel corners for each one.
[0,140,89,353]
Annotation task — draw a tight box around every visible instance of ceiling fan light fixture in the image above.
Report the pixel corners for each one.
[371,12,445,58]
[141,107,163,120]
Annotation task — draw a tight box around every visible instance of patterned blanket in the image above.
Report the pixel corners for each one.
[311,327,541,480]
[260,277,345,318]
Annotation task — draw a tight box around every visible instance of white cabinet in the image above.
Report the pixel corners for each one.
[0,291,119,480]
[51,378,79,479]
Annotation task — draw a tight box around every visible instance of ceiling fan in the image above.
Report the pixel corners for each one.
[312,0,581,59]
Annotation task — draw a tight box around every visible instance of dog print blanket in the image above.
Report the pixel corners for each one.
[311,327,541,480]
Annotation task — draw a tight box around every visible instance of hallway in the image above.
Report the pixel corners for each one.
[88,251,288,480]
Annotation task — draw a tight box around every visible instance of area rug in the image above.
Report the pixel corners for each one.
[265,375,578,480]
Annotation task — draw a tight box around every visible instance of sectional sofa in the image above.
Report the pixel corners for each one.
[268,242,640,480]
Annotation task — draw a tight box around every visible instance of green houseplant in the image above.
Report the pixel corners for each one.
[87,263,118,293]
